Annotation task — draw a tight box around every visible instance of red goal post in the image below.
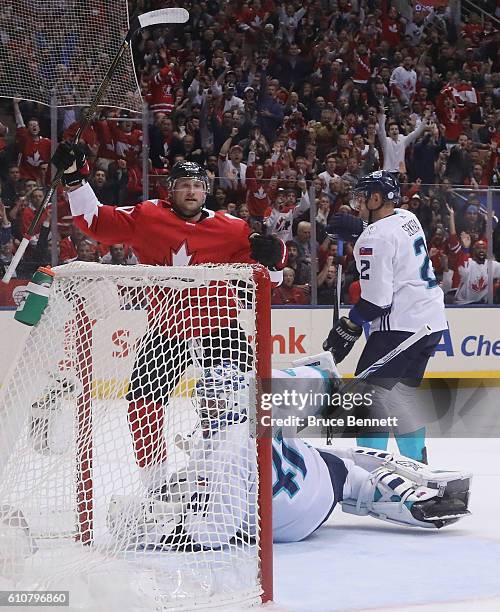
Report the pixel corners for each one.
[0,262,273,609]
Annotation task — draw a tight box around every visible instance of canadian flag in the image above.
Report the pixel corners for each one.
[441,83,478,106]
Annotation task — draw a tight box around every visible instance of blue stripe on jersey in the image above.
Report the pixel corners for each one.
[274,429,307,478]
[350,298,391,326]
[272,446,300,498]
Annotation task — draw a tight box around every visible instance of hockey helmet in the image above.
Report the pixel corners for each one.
[351,170,401,212]
[167,161,209,193]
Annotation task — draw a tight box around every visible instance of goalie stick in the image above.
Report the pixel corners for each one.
[2,7,189,283]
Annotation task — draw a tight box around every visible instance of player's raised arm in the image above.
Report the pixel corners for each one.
[52,142,137,245]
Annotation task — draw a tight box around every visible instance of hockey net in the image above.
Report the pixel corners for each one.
[0,0,141,111]
[0,262,272,610]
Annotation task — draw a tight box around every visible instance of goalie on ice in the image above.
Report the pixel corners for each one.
[107,359,471,551]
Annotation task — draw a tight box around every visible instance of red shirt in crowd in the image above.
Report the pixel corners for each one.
[146,66,177,115]
[15,127,51,181]
[245,163,275,217]
[272,285,308,305]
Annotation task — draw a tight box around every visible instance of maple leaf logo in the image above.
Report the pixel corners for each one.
[254,187,267,199]
[170,241,195,266]
[26,150,42,167]
[471,276,487,293]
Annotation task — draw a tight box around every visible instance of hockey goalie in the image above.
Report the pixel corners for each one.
[107,358,471,551]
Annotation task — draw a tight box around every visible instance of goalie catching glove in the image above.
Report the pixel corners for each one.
[51,142,90,188]
[323,316,362,363]
[249,233,286,269]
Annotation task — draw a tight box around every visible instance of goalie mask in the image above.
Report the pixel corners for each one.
[194,361,249,437]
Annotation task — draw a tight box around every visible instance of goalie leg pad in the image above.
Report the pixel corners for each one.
[107,495,183,550]
[334,447,471,529]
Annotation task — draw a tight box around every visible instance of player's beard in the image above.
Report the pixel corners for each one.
[171,196,205,219]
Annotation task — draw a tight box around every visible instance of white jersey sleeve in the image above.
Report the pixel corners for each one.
[354,209,447,333]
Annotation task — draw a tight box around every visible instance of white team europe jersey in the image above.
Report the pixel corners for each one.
[182,365,336,547]
[271,366,335,543]
[354,209,447,334]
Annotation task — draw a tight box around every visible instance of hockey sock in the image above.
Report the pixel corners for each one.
[395,427,426,462]
[127,399,168,469]
[356,433,389,451]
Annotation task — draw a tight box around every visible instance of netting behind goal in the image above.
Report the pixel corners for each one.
[0,1,141,111]
[0,262,272,610]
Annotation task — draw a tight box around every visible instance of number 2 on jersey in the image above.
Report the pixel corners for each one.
[413,236,437,288]
[360,259,370,280]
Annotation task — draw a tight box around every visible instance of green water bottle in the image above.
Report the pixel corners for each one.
[14,267,55,326]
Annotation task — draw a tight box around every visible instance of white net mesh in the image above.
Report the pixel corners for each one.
[0,262,268,610]
[0,1,141,111]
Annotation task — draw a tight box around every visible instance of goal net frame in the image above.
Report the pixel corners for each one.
[0,262,273,608]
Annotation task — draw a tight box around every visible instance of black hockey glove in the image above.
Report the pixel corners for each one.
[327,214,366,242]
[323,316,362,364]
[51,142,90,188]
[249,233,286,268]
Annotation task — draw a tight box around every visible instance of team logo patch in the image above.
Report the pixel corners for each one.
[359,247,373,255]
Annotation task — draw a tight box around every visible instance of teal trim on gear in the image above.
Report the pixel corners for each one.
[356,434,389,451]
[396,427,426,461]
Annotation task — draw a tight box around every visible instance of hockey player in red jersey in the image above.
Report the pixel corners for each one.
[52,142,286,491]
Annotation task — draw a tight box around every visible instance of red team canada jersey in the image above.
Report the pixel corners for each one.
[69,183,282,337]
[16,128,51,181]
[146,66,177,115]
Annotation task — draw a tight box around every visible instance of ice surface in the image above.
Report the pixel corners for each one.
[274,438,500,612]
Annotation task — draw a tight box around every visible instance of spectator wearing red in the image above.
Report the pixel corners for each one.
[59,224,87,263]
[380,2,403,48]
[271,267,308,305]
[20,188,47,238]
[351,40,372,88]
[245,143,277,219]
[146,64,177,115]
[436,82,477,143]
[63,110,99,159]
[13,99,51,182]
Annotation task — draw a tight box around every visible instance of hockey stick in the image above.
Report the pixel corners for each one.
[334,239,343,321]
[345,324,432,384]
[325,324,432,443]
[2,7,189,283]
[322,236,343,351]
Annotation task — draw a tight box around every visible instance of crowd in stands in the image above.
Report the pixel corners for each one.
[0,0,499,305]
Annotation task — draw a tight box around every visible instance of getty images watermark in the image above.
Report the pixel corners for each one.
[259,388,399,429]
